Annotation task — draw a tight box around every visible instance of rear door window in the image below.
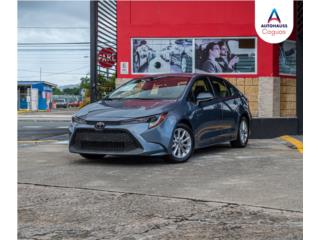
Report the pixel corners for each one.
[189,78,211,102]
[209,78,230,98]
[226,83,239,97]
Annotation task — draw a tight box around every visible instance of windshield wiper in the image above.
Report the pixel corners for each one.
[128,97,174,100]
[105,97,125,100]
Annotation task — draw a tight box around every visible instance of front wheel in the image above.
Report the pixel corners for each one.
[231,117,249,148]
[80,153,105,159]
[166,124,194,163]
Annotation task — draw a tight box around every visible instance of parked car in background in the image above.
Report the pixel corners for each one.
[69,74,251,163]
[68,100,80,108]
[55,99,68,108]
[66,96,81,108]
[52,95,82,109]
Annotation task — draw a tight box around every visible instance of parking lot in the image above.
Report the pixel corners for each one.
[18,128,302,239]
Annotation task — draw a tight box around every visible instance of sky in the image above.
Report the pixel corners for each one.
[18,0,90,87]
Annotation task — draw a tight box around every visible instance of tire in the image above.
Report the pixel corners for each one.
[166,124,194,163]
[80,153,106,159]
[231,117,249,148]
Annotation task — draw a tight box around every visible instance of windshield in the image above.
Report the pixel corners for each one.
[108,76,190,100]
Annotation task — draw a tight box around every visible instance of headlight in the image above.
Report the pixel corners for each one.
[72,116,86,124]
[148,113,168,129]
[123,113,168,129]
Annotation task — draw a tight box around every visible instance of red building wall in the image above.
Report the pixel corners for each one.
[117,0,280,79]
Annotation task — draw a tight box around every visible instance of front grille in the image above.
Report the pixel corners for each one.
[86,120,120,125]
[71,129,142,153]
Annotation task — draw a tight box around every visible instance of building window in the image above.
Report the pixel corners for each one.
[279,40,296,76]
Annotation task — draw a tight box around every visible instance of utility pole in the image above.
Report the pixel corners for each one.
[90,1,98,103]
[40,67,42,82]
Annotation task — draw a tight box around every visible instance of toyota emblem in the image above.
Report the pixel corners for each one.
[95,121,105,130]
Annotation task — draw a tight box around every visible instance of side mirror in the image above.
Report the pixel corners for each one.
[104,93,110,100]
[196,92,214,104]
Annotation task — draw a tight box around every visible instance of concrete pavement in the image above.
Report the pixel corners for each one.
[18,138,302,239]
[18,139,302,212]
[17,110,303,239]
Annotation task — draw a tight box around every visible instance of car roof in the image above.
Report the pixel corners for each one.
[133,73,218,80]
[134,74,229,86]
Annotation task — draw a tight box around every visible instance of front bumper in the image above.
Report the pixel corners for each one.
[68,117,177,156]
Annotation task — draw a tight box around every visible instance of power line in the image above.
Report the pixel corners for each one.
[18,72,89,78]
[18,26,89,29]
[18,49,90,51]
[18,42,90,45]
[18,65,89,76]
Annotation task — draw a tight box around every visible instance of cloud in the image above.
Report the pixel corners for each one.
[18,1,90,86]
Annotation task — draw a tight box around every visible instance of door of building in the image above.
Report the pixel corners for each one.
[31,88,38,111]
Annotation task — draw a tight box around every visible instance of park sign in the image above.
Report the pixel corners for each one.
[98,48,117,68]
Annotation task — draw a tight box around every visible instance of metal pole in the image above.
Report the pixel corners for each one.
[40,67,42,82]
[90,0,98,103]
[296,2,303,134]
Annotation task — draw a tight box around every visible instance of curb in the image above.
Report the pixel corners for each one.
[17,110,31,114]
[280,135,303,154]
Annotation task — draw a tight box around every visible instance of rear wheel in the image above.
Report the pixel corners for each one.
[231,117,249,148]
[166,124,194,163]
[80,153,105,159]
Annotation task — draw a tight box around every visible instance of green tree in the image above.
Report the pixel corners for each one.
[96,73,115,99]
[80,75,90,90]
[80,73,116,100]
[52,87,63,95]
[80,75,91,98]
[63,87,80,95]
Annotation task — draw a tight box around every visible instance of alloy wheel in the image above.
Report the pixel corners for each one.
[172,127,192,159]
[239,120,248,144]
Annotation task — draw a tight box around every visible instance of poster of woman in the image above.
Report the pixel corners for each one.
[195,38,256,74]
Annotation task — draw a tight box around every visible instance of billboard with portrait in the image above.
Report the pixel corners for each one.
[195,38,256,74]
[132,38,193,74]
[279,40,296,75]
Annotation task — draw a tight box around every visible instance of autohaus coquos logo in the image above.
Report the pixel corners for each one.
[260,8,287,37]
[268,8,281,24]
[255,0,293,44]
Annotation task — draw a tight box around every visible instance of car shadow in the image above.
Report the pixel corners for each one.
[72,143,232,166]
[193,143,232,156]
[73,155,165,166]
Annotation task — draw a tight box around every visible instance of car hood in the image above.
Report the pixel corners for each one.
[76,99,177,121]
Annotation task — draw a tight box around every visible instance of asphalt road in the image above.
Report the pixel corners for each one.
[18,120,69,141]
